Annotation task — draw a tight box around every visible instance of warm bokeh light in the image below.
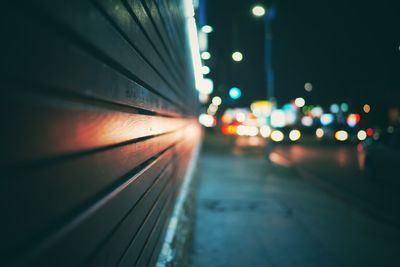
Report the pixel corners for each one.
[235,112,246,122]
[221,125,237,135]
[366,127,374,137]
[198,93,209,103]
[294,97,305,108]
[201,66,210,75]
[198,113,215,127]
[260,125,272,138]
[212,96,222,106]
[289,130,301,141]
[357,130,367,141]
[252,5,266,17]
[198,78,213,94]
[201,51,211,60]
[207,103,218,114]
[201,25,213,33]
[232,51,243,62]
[363,104,371,113]
[271,110,286,128]
[237,125,258,137]
[335,130,349,141]
[316,128,324,138]
[301,116,313,127]
[311,106,324,118]
[271,130,284,142]
[221,113,233,124]
[346,113,360,128]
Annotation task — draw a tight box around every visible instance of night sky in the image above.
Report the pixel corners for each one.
[206,0,400,118]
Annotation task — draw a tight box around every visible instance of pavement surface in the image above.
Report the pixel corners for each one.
[189,138,400,267]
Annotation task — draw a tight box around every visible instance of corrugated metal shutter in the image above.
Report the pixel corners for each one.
[0,1,200,266]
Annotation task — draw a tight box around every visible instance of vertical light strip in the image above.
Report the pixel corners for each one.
[184,0,204,91]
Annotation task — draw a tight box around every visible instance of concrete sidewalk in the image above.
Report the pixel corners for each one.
[189,151,400,267]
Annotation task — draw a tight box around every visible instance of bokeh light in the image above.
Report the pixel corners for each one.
[335,130,349,141]
[271,130,284,142]
[363,104,371,113]
[289,130,301,141]
[252,6,266,17]
[229,87,242,99]
[304,82,313,92]
[201,25,213,33]
[232,51,243,62]
[357,130,367,141]
[294,97,305,108]
[201,51,211,60]
[316,128,324,138]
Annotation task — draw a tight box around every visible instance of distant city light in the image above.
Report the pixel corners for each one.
[320,113,334,126]
[347,113,360,128]
[366,127,374,137]
[212,96,222,106]
[201,66,210,75]
[341,103,349,112]
[232,51,243,62]
[250,100,273,117]
[294,97,306,108]
[201,51,211,60]
[316,128,324,138]
[311,106,324,117]
[221,113,233,124]
[289,130,301,141]
[221,125,237,135]
[229,87,242,99]
[271,130,284,142]
[357,130,367,141]
[201,25,213,33]
[198,93,209,103]
[285,111,297,125]
[199,78,213,94]
[199,113,215,127]
[236,125,246,136]
[304,82,313,92]
[260,125,272,138]
[207,103,218,114]
[330,104,340,113]
[235,112,246,122]
[271,109,286,128]
[363,104,371,113]
[237,125,258,137]
[252,5,266,17]
[335,130,349,141]
[301,116,313,127]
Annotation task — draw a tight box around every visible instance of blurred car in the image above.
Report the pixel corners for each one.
[358,125,400,183]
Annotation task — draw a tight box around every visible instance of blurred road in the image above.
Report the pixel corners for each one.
[272,143,400,227]
[189,134,400,267]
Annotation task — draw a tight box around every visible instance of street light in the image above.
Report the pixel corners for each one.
[201,25,213,33]
[252,6,266,17]
[201,51,211,60]
[251,4,276,102]
[232,51,243,62]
